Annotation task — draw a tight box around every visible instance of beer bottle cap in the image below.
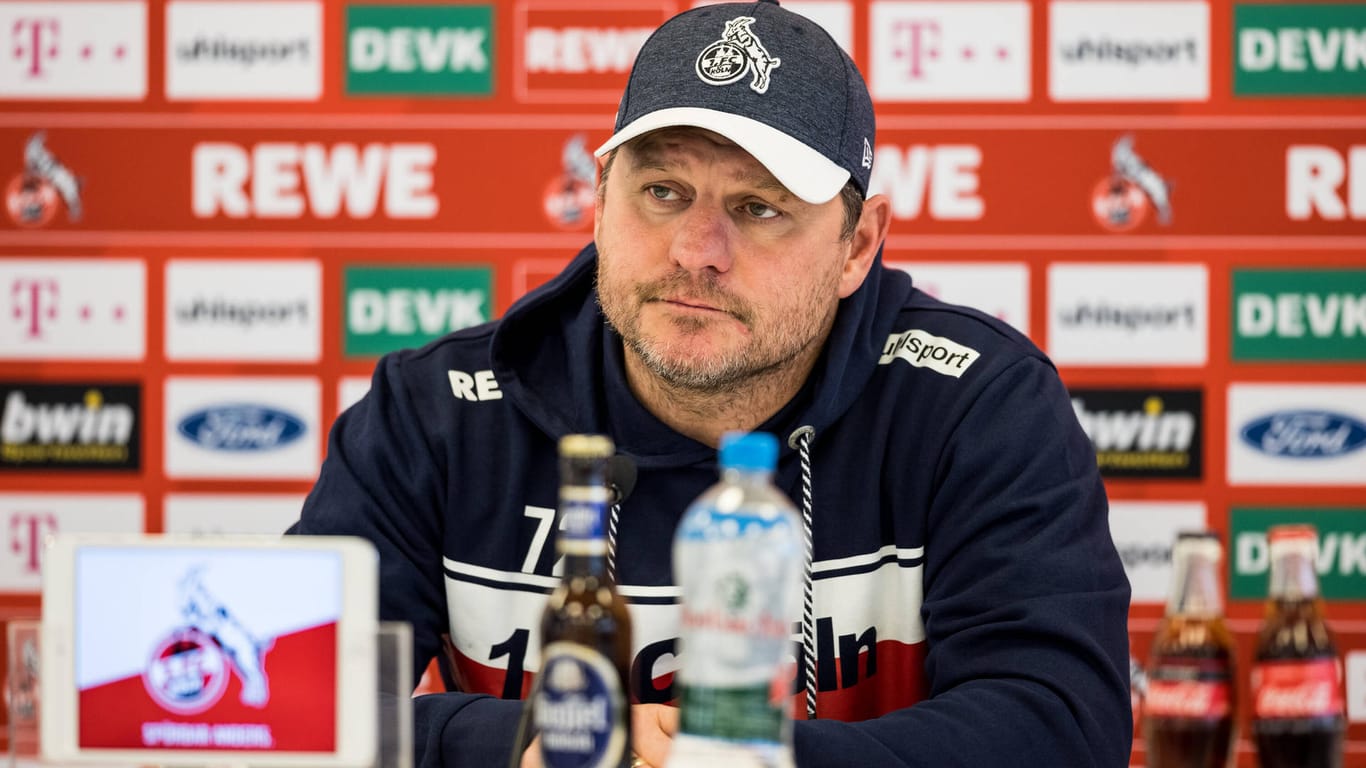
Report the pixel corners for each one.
[560,434,614,458]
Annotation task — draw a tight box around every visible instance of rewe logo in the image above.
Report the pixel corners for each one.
[1286,145,1366,221]
[867,145,983,221]
[344,266,492,357]
[525,26,652,74]
[192,142,438,220]
[346,5,492,95]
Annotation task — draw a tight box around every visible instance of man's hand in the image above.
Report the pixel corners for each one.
[631,703,678,767]
[519,704,678,768]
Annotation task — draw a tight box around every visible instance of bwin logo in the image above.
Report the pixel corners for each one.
[177,405,305,452]
[1240,410,1366,459]
[695,16,780,94]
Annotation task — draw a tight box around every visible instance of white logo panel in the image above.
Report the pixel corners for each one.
[890,261,1029,335]
[691,1,853,53]
[1048,263,1207,366]
[0,2,147,100]
[1108,501,1207,604]
[1049,1,1210,102]
[165,259,320,362]
[166,0,322,100]
[1227,383,1366,486]
[0,259,145,360]
[164,376,320,479]
[337,376,372,418]
[164,493,305,535]
[0,493,142,592]
[1349,651,1366,723]
[870,1,1031,102]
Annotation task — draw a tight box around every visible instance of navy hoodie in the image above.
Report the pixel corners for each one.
[291,244,1133,767]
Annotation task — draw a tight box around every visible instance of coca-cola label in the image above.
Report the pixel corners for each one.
[1145,658,1232,719]
[1252,658,1344,719]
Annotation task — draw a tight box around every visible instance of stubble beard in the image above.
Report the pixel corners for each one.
[595,249,840,396]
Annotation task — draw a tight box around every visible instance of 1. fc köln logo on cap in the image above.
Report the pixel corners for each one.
[695,17,780,94]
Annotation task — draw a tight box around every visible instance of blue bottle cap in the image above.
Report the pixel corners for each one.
[719,431,778,472]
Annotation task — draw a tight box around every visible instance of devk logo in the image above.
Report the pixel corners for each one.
[177,405,305,452]
[1240,410,1366,459]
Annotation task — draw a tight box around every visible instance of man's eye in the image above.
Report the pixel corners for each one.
[744,202,779,219]
[647,185,679,201]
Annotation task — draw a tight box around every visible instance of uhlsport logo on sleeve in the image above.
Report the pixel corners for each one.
[1233,268,1366,361]
[346,4,493,96]
[1231,508,1366,600]
[344,266,492,357]
[878,329,980,378]
[1235,3,1366,97]
[0,383,141,471]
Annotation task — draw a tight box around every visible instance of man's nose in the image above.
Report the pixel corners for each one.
[669,204,733,274]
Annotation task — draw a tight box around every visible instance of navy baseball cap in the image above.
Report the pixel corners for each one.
[594,0,875,204]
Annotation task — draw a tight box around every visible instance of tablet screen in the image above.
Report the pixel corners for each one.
[36,531,387,768]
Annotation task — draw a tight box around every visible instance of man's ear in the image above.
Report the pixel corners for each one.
[837,194,891,299]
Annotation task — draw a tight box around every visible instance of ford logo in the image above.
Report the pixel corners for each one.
[1240,410,1366,458]
[177,405,305,452]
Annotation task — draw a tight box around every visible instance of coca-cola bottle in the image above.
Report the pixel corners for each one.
[1143,531,1236,768]
[1251,524,1345,768]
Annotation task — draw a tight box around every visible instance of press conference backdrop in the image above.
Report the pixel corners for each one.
[0,0,1363,763]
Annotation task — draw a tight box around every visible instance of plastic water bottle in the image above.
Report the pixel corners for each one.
[668,431,802,768]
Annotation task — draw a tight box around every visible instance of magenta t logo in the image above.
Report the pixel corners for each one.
[9,278,58,338]
[8,513,57,575]
[12,17,60,78]
[891,19,941,79]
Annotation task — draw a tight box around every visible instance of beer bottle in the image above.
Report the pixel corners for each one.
[1251,524,1345,768]
[1143,531,1235,768]
[535,434,633,768]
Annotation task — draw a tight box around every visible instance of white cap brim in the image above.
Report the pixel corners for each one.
[594,107,851,205]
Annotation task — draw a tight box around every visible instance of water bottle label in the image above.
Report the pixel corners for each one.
[1252,658,1344,719]
[536,643,627,768]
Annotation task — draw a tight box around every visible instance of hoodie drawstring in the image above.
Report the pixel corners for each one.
[788,425,818,720]
[604,428,819,721]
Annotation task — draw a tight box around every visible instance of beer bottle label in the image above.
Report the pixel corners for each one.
[1252,658,1344,719]
[1145,657,1232,718]
[559,488,609,556]
[536,642,627,768]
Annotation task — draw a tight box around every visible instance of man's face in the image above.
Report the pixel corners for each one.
[594,128,863,394]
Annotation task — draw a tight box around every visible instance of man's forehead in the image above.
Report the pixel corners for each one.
[620,128,791,196]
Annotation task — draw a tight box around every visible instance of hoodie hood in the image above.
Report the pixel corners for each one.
[489,242,914,467]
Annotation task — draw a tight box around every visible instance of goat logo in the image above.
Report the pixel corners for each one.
[142,569,273,714]
[695,17,781,94]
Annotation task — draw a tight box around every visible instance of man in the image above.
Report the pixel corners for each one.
[290,1,1133,766]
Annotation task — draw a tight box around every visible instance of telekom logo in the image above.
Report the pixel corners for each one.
[8,277,127,339]
[10,16,130,78]
[890,18,1011,79]
[10,278,57,337]
[8,512,56,574]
